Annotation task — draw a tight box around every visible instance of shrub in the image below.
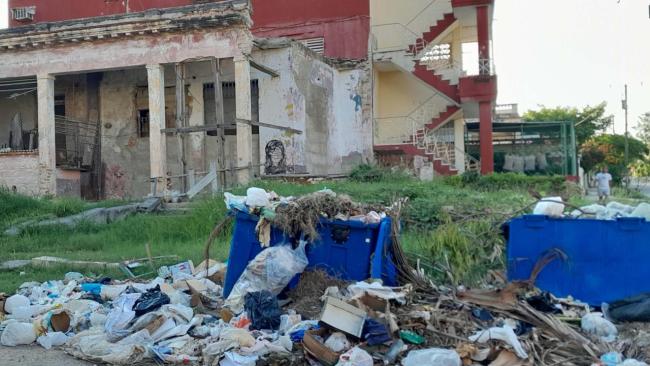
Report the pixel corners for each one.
[349,164,412,182]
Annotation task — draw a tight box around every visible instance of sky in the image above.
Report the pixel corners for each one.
[493,0,650,135]
[0,0,647,135]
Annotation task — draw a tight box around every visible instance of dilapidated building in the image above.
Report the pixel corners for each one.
[0,0,372,199]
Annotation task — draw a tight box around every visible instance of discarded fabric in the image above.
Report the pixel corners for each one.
[244,290,281,330]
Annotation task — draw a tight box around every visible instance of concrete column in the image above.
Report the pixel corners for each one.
[479,101,493,174]
[234,56,253,184]
[146,64,167,195]
[187,81,206,173]
[37,74,57,196]
[476,5,490,74]
[453,118,466,174]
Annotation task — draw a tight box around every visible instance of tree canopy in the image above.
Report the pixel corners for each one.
[635,112,650,144]
[579,134,648,182]
[523,103,613,145]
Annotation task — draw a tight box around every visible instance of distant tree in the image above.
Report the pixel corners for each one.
[635,112,650,143]
[523,103,613,146]
[580,134,649,183]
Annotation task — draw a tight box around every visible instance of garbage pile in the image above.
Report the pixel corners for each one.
[533,198,650,221]
[2,265,650,365]
[1,188,649,366]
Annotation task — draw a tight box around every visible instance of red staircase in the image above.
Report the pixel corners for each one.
[408,13,457,54]
[374,144,458,176]
[413,62,460,103]
[425,105,459,130]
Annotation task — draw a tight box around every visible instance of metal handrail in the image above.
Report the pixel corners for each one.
[371,0,450,54]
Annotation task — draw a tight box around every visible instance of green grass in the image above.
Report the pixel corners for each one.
[0,172,611,293]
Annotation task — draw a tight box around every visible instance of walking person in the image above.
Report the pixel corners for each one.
[595,166,613,202]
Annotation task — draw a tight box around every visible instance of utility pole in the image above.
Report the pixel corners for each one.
[623,84,630,188]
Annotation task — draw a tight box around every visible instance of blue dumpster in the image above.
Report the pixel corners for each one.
[223,210,397,298]
[507,215,650,306]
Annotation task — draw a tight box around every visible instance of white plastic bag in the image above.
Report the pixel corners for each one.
[104,293,141,341]
[503,154,514,171]
[4,294,30,314]
[533,197,564,218]
[338,346,373,366]
[220,351,258,366]
[279,310,302,335]
[325,332,351,352]
[468,325,528,359]
[581,313,617,342]
[225,241,309,313]
[620,360,649,366]
[524,155,536,171]
[402,348,462,366]
[0,321,37,346]
[630,203,650,221]
[37,332,69,349]
[245,187,270,208]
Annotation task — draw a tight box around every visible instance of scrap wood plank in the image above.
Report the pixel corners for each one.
[186,170,217,199]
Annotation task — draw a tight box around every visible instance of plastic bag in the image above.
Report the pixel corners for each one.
[536,152,548,170]
[0,321,37,346]
[220,351,258,366]
[512,156,524,173]
[37,332,69,349]
[224,192,247,211]
[631,203,650,221]
[325,332,351,352]
[533,197,564,218]
[67,328,147,365]
[468,325,528,359]
[581,313,617,342]
[402,348,462,366]
[362,318,391,346]
[105,293,141,341]
[133,285,170,316]
[244,291,282,330]
[279,310,301,334]
[600,352,623,366]
[245,187,270,208]
[604,293,650,322]
[620,360,650,366]
[338,346,373,366]
[524,155,536,171]
[225,241,309,313]
[4,294,30,314]
[503,154,514,171]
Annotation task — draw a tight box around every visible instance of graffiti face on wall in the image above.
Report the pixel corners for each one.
[264,140,287,175]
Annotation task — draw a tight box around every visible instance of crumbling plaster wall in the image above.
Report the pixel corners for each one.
[0,152,40,195]
[99,61,264,199]
[255,43,372,176]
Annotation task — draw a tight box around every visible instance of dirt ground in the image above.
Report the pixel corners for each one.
[0,345,93,366]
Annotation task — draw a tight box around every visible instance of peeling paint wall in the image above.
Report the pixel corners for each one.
[100,68,149,199]
[255,44,373,176]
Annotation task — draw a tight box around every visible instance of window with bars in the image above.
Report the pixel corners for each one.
[11,7,36,21]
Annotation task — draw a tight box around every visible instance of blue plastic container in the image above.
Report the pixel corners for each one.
[223,210,397,298]
[507,215,650,305]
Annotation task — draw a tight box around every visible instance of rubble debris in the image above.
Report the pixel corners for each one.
[31,256,122,270]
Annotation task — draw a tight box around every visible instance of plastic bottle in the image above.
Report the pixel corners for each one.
[382,339,405,365]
